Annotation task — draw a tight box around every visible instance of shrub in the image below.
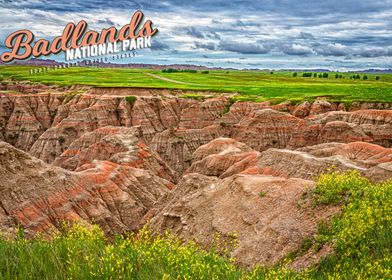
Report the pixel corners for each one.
[162,68,180,73]
[58,135,66,144]
[302,72,312,77]
[293,72,298,77]
[309,171,392,279]
[201,70,209,74]
[125,95,137,105]
[312,170,370,205]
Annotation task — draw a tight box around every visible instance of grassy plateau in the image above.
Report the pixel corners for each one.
[0,66,392,103]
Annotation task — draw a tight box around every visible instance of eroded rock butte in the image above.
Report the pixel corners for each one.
[1,87,391,268]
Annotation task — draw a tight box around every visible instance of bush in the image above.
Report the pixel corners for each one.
[376,76,380,80]
[302,72,313,77]
[58,135,66,144]
[313,170,370,205]
[293,72,298,77]
[201,70,209,74]
[125,95,137,105]
[162,68,180,73]
[309,171,392,279]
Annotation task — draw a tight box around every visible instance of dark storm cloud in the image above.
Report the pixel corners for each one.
[297,32,315,40]
[184,27,205,38]
[218,41,270,54]
[194,42,216,51]
[97,18,117,26]
[281,44,314,55]
[150,40,170,51]
[1,0,391,68]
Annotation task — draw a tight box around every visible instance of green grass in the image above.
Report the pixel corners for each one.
[178,93,206,100]
[1,66,392,102]
[125,95,137,105]
[309,170,392,279]
[0,171,390,279]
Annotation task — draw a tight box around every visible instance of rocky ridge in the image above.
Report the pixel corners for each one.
[0,87,391,268]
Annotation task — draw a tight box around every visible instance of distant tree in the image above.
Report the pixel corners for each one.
[270,71,274,74]
[293,72,298,77]
[356,74,361,80]
[363,75,368,80]
[162,68,181,73]
[376,76,380,80]
[318,74,323,78]
[302,72,312,77]
[313,73,317,77]
[201,70,209,74]
[226,71,229,74]
[339,75,343,79]
[322,73,329,78]
[335,74,339,79]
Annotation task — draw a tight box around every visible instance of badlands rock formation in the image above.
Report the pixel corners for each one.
[149,173,338,266]
[0,86,391,267]
[0,141,171,235]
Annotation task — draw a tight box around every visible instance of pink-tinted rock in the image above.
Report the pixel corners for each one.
[0,141,170,235]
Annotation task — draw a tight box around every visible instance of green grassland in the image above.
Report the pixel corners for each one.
[1,171,390,279]
[1,66,392,103]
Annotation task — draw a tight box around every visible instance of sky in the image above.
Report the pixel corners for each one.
[0,0,392,70]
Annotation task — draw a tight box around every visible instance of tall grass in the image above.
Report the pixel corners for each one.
[309,170,392,279]
[0,171,390,279]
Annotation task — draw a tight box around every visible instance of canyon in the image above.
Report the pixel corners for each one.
[0,84,391,268]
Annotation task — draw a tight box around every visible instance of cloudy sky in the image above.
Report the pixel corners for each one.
[1,0,392,70]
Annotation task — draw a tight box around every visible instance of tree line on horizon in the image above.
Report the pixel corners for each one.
[293,72,380,80]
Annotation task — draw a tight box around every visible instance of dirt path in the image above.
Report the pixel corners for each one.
[144,73,197,85]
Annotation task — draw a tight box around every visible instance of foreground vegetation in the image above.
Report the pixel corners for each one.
[1,66,392,103]
[0,171,390,279]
